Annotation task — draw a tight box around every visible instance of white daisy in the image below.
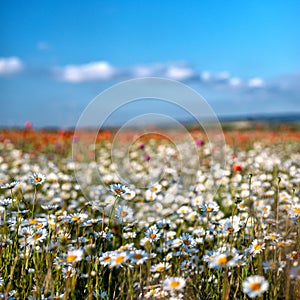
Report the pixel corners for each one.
[27,228,48,245]
[0,180,20,189]
[29,173,46,185]
[109,252,128,268]
[145,225,161,242]
[148,183,162,193]
[145,189,157,201]
[200,201,219,215]
[0,198,13,207]
[163,277,186,291]
[222,216,241,234]
[242,275,269,298]
[99,251,114,267]
[121,190,136,200]
[178,233,196,249]
[129,249,149,265]
[208,253,229,269]
[109,183,131,197]
[151,262,171,273]
[66,248,84,264]
[249,239,265,256]
[115,205,133,222]
[62,266,76,278]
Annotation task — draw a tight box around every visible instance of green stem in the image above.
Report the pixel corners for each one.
[108,196,118,228]
[32,186,38,218]
[275,177,281,233]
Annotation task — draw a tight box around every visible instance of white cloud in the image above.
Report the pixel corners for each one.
[229,77,241,87]
[0,57,23,75]
[132,63,194,80]
[248,77,264,88]
[216,71,230,81]
[201,71,211,81]
[165,65,194,80]
[55,60,275,96]
[58,61,115,82]
[132,64,164,77]
[133,66,154,77]
[57,61,196,82]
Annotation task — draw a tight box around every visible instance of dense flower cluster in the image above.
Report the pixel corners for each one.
[0,129,299,299]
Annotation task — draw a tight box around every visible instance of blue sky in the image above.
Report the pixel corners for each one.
[0,0,300,127]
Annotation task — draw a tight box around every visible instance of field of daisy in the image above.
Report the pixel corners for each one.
[0,125,300,299]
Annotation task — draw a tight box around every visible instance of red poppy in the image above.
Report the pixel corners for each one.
[233,164,242,172]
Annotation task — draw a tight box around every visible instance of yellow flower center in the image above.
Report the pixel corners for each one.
[150,233,156,239]
[249,282,261,291]
[156,266,166,271]
[115,255,125,264]
[104,256,111,262]
[34,233,42,240]
[183,239,190,245]
[217,256,228,265]
[72,216,80,221]
[29,219,39,225]
[34,177,42,182]
[120,211,128,217]
[170,281,180,289]
[133,254,143,259]
[114,188,123,194]
[206,207,213,212]
[291,253,298,260]
[227,227,234,232]
[293,207,300,214]
[119,245,129,251]
[254,244,262,251]
[66,255,77,262]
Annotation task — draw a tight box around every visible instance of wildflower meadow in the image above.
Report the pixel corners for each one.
[0,125,300,299]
